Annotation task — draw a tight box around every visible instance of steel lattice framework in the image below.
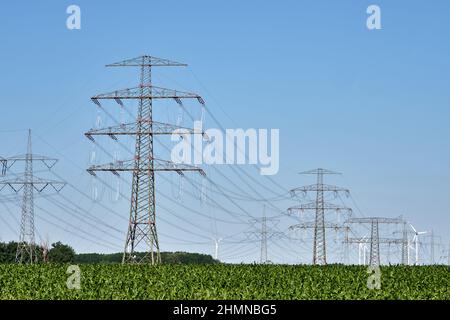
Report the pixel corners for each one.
[346,216,403,266]
[287,168,352,265]
[246,206,284,264]
[422,230,442,264]
[86,55,205,264]
[0,130,65,263]
[391,224,420,265]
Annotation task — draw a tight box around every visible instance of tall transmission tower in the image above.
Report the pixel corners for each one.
[392,223,421,265]
[346,216,403,266]
[0,130,65,263]
[287,168,352,265]
[247,205,283,264]
[260,206,268,263]
[346,236,404,265]
[86,55,206,264]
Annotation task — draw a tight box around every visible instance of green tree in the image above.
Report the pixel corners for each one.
[0,242,17,263]
[48,242,75,263]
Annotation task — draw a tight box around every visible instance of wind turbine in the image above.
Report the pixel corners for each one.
[212,237,223,260]
[357,235,368,265]
[410,224,427,265]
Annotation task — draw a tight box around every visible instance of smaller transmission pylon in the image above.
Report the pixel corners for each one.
[0,130,65,263]
[247,205,283,264]
[346,216,403,266]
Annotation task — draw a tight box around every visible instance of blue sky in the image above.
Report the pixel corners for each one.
[0,1,449,264]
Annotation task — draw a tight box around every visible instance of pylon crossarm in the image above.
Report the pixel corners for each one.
[290,184,349,194]
[346,217,403,224]
[106,55,187,67]
[91,85,204,105]
[87,158,205,176]
[153,158,205,175]
[287,202,352,214]
[299,168,341,175]
[85,121,205,142]
[289,222,348,230]
[6,154,58,169]
[0,177,66,193]
[346,237,404,244]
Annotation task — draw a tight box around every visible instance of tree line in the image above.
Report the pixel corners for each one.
[0,241,219,264]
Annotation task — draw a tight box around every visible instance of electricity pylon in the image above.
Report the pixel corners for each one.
[346,236,404,264]
[86,55,206,264]
[287,168,352,265]
[393,223,425,265]
[401,222,409,265]
[0,130,65,263]
[392,228,411,265]
[423,230,441,264]
[246,205,283,264]
[346,216,403,266]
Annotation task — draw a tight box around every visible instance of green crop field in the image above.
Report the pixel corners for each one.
[0,264,448,300]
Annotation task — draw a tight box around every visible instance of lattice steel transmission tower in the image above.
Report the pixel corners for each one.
[423,230,441,264]
[401,222,409,265]
[392,223,413,265]
[0,130,65,263]
[86,55,205,264]
[247,205,283,263]
[287,168,352,265]
[345,236,404,265]
[346,217,403,266]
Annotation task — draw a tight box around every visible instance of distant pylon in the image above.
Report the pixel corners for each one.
[260,205,268,264]
[346,216,404,266]
[246,205,283,264]
[0,130,65,263]
[287,168,352,265]
[424,230,441,264]
[401,222,409,265]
